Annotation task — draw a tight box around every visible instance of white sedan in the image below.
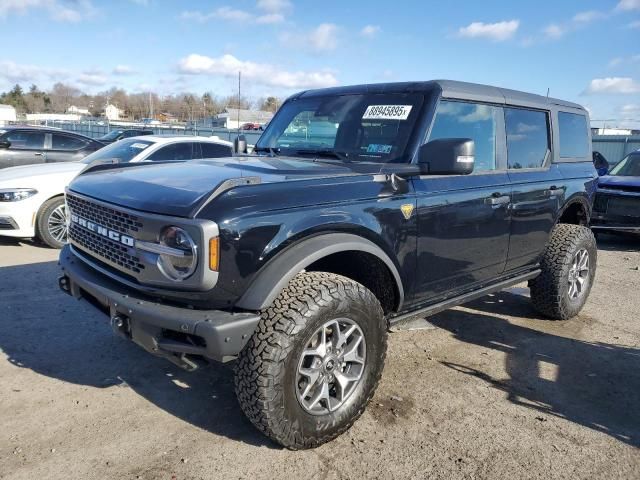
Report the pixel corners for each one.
[0,135,233,248]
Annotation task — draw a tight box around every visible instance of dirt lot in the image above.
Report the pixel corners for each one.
[0,234,638,480]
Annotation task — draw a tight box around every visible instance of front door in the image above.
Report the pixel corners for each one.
[412,100,511,305]
[0,130,47,168]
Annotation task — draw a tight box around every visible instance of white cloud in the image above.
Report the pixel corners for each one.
[308,23,339,51]
[0,0,96,22]
[543,24,565,39]
[180,0,289,25]
[586,77,640,94]
[178,53,338,89]
[609,54,640,68]
[78,72,108,86]
[360,25,381,38]
[621,104,640,115]
[0,60,69,84]
[616,0,640,11]
[572,10,605,23]
[256,0,291,13]
[280,23,340,52]
[113,65,136,75]
[457,20,519,41]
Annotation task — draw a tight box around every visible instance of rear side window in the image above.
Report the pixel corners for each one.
[505,108,550,169]
[558,112,589,158]
[147,142,194,161]
[52,134,88,151]
[429,100,499,172]
[201,142,232,158]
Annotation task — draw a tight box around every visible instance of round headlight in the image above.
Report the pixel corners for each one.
[157,226,198,281]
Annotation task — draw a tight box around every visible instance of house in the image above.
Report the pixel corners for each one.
[0,104,16,126]
[104,104,122,121]
[66,105,90,116]
[214,108,273,130]
[156,112,178,123]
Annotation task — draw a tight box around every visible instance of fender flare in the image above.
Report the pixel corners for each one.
[556,194,592,225]
[235,233,405,311]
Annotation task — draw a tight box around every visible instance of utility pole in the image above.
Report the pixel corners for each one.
[237,71,241,134]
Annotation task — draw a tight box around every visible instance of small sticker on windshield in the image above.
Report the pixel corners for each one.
[362,105,413,120]
[130,143,149,149]
[367,144,392,154]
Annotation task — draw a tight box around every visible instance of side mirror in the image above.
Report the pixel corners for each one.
[0,140,10,149]
[234,134,247,154]
[418,138,475,175]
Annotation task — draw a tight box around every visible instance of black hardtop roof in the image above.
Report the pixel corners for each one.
[296,79,585,112]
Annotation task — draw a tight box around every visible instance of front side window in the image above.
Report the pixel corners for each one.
[201,142,232,158]
[147,142,194,161]
[52,134,88,151]
[428,100,499,172]
[505,108,550,169]
[256,93,425,163]
[558,112,589,158]
[3,131,45,149]
[609,153,640,176]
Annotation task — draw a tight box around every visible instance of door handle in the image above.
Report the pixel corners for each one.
[485,193,510,206]
[34,152,45,156]
[545,186,563,197]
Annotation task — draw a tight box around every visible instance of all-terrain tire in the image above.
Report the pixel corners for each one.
[529,224,597,320]
[234,271,387,449]
[36,196,67,249]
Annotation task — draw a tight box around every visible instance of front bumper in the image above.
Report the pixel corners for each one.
[0,196,38,237]
[58,245,260,367]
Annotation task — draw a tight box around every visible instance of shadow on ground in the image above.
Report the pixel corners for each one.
[0,260,275,448]
[429,301,640,448]
[595,232,640,252]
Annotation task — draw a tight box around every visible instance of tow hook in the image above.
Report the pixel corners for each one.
[58,275,71,295]
[111,314,131,339]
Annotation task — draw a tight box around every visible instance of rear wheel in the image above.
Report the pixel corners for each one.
[530,224,597,320]
[36,197,67,249]
[234,271,387,449]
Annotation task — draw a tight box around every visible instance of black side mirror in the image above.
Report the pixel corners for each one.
[418,138,475,175]
[0,140,10,149]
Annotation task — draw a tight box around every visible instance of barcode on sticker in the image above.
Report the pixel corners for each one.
[362,105,413,121]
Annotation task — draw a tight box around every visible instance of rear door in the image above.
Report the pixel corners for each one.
[200,142,233,159]
[504,106,562,271]
[412,99,511,304]
[145,142,197,161]
[46,133,92,163]
[0,130,47,167]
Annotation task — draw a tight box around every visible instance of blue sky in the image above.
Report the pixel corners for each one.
[0,0,639,126]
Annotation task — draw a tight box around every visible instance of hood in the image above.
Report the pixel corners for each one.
[68,156,364,217]
[598,175,640,189]
[0,162,85,184]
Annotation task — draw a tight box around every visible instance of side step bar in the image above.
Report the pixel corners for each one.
[388,270,541,327]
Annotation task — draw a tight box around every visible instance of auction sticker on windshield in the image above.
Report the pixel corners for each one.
[362,105,413,120]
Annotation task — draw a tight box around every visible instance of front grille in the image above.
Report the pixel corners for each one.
[608,197,640,218]
[66,193,143,235]
[66,193,145,274]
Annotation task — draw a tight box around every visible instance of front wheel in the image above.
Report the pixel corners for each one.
[36,196,68,249]
[234,272,387,449]
[530,224,597,320]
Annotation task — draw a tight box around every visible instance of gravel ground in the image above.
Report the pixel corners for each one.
[0,234,638,480]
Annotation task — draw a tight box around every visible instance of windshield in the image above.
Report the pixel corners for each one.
[81,138,155,164]
[608,153,640,176]
[99,130,124,141]
[255,93,425,163]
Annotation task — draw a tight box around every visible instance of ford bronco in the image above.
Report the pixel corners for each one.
[59,80,598,449]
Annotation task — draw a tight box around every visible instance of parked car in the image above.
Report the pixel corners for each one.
[58,80,597,449]
[241,122,262,130]
[0,127,104,169]
[591,150,640,235]
[98,129,153,144]
[0,135,233,248]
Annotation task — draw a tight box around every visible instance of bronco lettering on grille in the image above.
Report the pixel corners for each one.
[70,213,135,247]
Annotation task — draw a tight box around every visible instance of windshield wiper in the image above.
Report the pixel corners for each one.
[253,146,280,156]
[291,149,350,161]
